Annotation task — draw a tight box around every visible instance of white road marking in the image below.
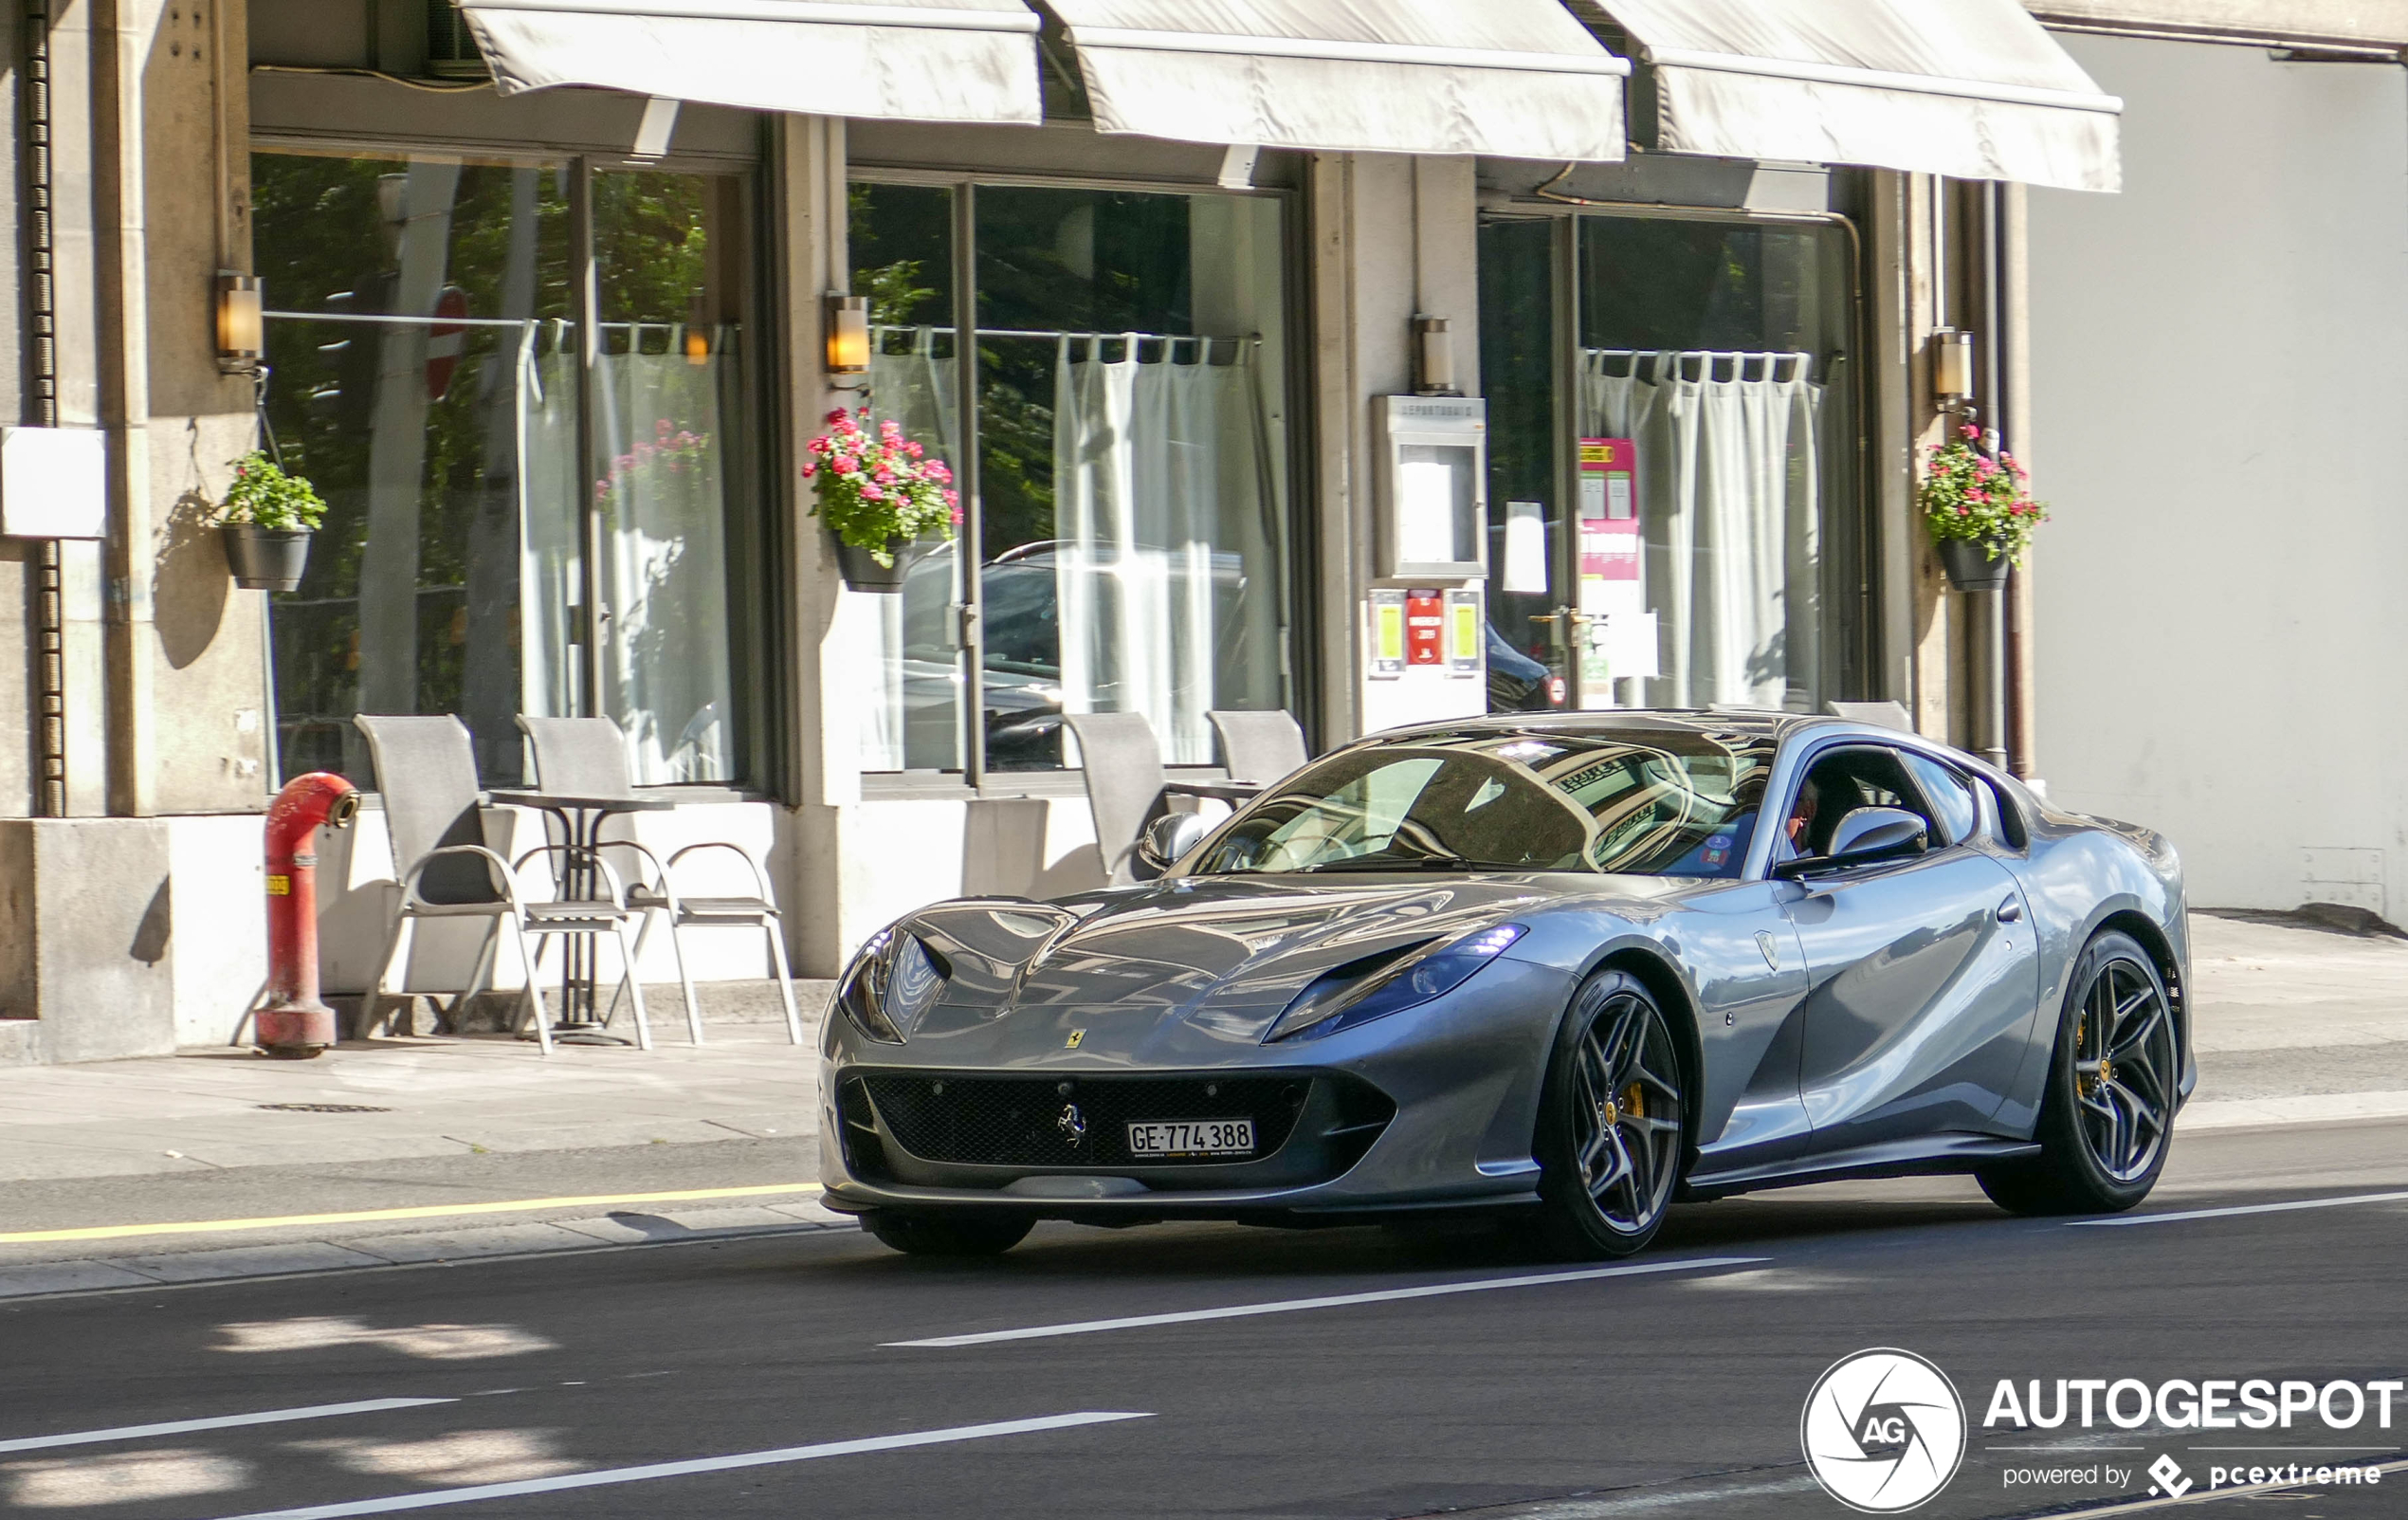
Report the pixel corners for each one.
[0,1400,454,1455]
[885,1255,1771,1348]
[2070,1190,2408,1227]
[205,1412,1152,1519]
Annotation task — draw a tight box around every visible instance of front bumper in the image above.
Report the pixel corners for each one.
[818,956,1578,1222]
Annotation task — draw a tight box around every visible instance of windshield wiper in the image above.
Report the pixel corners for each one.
[1300,851,1511,873]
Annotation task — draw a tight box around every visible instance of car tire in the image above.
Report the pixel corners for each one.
[1531,969,1689,1259]
[1979,928,2179,1217]
[864,1210,1035,1257]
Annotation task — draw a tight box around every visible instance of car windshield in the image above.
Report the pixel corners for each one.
[1192,727,1778,876]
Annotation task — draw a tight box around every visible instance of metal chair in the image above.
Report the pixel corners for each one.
[517,715,803,1046]
[1063,711,1171,887]
[1210,709,1310,786]
[355,715,654,1055]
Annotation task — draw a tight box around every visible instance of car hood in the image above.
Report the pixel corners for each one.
[885,876,1571,1053]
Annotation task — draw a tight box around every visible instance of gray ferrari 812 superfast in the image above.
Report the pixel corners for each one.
[820,712,2190,1258]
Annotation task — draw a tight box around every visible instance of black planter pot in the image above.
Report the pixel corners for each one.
[834,534,935,593]
[223,524,313,593]
[1937,536,2012,592]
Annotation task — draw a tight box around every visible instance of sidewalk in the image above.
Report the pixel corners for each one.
[2180,909,2408,1127]
[0,1006,828,1182]
[0,913,2401,1296]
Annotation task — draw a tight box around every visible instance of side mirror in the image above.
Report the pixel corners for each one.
[1137,813,1213,874]
[1771,805,1928,880]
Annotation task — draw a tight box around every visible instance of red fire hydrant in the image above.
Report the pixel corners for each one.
[256,772,361,1059]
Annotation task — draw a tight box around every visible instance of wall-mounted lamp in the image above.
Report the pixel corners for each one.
[217,271,264,373]
[1932,327,1976,409]
[1413,314,1458,396]
[826,294,870,375]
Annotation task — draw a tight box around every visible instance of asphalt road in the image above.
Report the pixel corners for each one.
[2,1120,2402,1520]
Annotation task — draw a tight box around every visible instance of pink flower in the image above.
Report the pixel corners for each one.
[904,442,924,459]
[950,505,964,525]
[862,484,885,502]
[800,461,817,478]
[1956,505,1968,517]
[656,418,672,437]
[1959,423,1979,440]
[942,488,959,507]
[826,408,850,426]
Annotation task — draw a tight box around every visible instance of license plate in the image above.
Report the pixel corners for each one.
[1126,1118,1254,1158]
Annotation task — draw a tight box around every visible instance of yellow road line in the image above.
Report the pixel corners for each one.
[0,1182,827,1245]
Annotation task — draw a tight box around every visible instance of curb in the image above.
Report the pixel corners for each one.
[2178,1090,2408,1131]
[0,1200,858,1303]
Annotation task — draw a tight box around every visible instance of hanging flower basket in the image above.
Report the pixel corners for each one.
[1937,536,2012,592]
[223,526,314,592]
[216,450,327,593]
[833,535,938,593]
[1921,424,2045,593]
[803,407,959,595]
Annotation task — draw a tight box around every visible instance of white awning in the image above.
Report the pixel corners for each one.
[1046,0,1630,160]
[459,0,1044,125]
[1596,0,2121,192]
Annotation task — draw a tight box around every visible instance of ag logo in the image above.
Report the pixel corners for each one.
[1800,1348,1966,1512]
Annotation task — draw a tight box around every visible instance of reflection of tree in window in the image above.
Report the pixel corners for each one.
[848,184,949,327]
[976,190,1193,559]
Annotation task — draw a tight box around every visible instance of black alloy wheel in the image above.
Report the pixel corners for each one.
[864,1209,1035,1257]
[1534,969,1688,1258]
[1980,928,2179,1216]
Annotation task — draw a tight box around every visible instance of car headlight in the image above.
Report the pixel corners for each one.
[834,926,946,1045]
[1265,924,1525,1042]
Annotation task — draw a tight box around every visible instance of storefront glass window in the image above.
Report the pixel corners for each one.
[252,152,759,788]
[1578,217,1852,713]
[1480,214,1856,717]
[847,179,1293,775]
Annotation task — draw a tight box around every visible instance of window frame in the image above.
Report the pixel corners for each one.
[1475,199,1877,716]
[845,165,1314,789]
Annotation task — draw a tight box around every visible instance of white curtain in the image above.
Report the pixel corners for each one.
[520,324,580,728]
[593,330,736,782]
[857,326,960,771]
[1052,335,1278,765]
[1581,350,1822,710]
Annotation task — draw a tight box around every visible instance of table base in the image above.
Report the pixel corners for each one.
[521,1021,635,1048]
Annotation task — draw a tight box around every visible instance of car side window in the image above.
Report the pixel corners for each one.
[1779,746,1943,860]
[1900,752,1980,847]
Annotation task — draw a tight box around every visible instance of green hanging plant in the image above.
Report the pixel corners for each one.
[218,450,328,533]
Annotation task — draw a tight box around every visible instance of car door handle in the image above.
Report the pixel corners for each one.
[1996,896,2023,924]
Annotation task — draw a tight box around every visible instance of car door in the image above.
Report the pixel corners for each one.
[1776,742,2039,1151]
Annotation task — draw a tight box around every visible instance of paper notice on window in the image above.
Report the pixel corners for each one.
[1397,458,1458,566]
[1503,501,1546,595]
[1599,610,1659,680]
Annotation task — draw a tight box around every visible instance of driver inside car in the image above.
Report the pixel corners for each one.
[1779,776,1822,860]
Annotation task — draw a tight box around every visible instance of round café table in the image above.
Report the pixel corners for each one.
[487,788,676,1046]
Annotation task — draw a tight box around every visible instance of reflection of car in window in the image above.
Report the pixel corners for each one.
[896,540,1263,769]
[1486,623,1562,713]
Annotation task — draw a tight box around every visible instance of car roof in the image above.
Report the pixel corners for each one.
[1364,708,1845,746]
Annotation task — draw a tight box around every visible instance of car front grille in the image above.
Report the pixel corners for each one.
[857,1072,1314,1168]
